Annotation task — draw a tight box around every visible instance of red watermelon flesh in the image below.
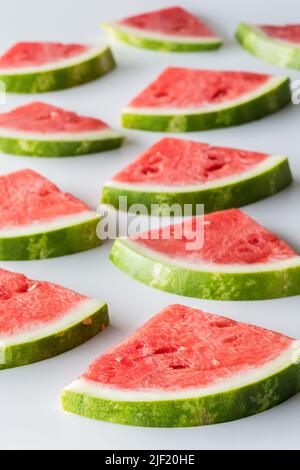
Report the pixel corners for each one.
[0,102,109,134]
[83,304,293,391]
[128,68,270,109]
[112,138,268,186]
[0,169,91,230]
[132,209,296,265]
[260,25,300,44]
[0,268,87,337]
[120,7,216,38]
[0,42,88,69]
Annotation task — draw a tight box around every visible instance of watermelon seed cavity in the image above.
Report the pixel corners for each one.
[141,166,160,176]
[210,320,236,328]
[222,334,241,344]
[154,346,178,355]
[211,88,229,101]
[169,364,189,370]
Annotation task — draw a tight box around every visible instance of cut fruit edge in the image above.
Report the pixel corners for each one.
[0,211,100,238]
[0,45,112,75]
[102,22,223,46]
[104,154,289,193]
[122,76,289,116]
[113,239,300,274]
[0,298,106,350]
[236,23,300,70]
[63,342,299,402]
[0,127,124,143]
[237,23,300,50]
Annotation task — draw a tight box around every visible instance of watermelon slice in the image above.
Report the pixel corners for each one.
[0,169,101,260]
[236,23,300,70]
[0,102,124,157]
[102,137,292,214]
[62,304,300,427]
[0,42,115,93]
[122,67,291,132]
[102,7,223,52]
[0,268,108,369]
[110,209,300,301]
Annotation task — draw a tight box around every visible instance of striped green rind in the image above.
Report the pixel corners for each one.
[122,77,291,132]
[102,157,292,215]
[0,46,116,93]
[0,303,109,370]
[236,23,300,70]
[0,216,101,261]
[102,23,223,52]
[61,362,300,427]
[110,240,300,301]
[0,134,124,157]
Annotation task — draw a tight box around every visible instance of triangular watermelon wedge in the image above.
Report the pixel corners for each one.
[0,42,115,93]
[102,6,223,52]
[62,304,300,427]
[122,67,291,132]
[110,209,300,301]
[0,169,101,260]
[102,137,292,213]
[236,23,300,70]
[0,102,124,157]
[0,268,108,369]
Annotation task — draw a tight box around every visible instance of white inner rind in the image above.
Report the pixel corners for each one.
[0,298,105,348]
[105,22,223,45]
[123,76,288,116]
[105,155,286,192]
[0,127,123,142]
[251,24,300,49]
[63,343,296,401]
[0,45,109,75]
[0,211,99,237]
[121,239,300,274]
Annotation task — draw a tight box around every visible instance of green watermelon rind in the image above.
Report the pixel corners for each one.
[102,156,292,215]
[236,23,300,70]
[110,240,300,301]
[0,46,116,93]
[61,362,300,427]
[0,133,124,157]
[0,215,101,261]
[122,76,291,132]
[102,22,223,52]
[0,303,109,370]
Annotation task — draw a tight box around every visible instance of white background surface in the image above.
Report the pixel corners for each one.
[0,0,299,451]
